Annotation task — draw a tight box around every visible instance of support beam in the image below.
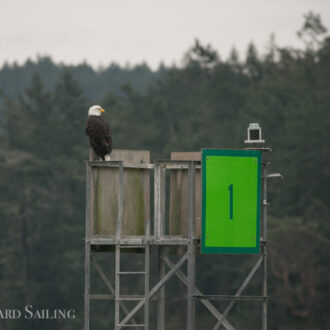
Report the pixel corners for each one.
[187,162,196,330]
[115,246,121,328]
[144,246,150,330]
[117,253,188,329]
[212,256,263,330]
[187,243,196,330]
[162,254,234,330]
[84,244,90,330]
[154,162,166,239]
[157,247,166,330]
[84,164,91,330]
[90,254,141,328]
[194,295,267,301]
[116,162,123,240]
[155,161,166,329]
[261,164,268,330]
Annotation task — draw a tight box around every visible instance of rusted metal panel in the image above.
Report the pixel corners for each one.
[169,152,201,238]
[90,150,150,236]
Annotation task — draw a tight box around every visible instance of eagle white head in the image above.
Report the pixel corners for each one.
[88,105,105,116]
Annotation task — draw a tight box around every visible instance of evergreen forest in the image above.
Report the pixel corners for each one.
[0,13,329,330]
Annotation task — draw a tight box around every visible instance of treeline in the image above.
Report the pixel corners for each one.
[0,57,162,101]
[0,13,329,330]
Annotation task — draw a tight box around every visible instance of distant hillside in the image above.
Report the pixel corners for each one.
[0,56,163,101]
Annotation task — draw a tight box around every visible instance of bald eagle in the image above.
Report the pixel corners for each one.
[86,105,112,161]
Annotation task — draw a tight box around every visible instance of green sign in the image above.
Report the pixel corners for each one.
[201,149,261,254]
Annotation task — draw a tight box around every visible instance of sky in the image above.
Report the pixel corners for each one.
[1,0,329,70]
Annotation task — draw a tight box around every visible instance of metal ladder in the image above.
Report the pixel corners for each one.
[115,245,150,329]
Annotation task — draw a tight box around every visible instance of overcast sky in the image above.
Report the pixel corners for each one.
[1,0,329,69]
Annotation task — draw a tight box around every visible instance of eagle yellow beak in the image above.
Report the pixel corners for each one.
[100,108,105,113]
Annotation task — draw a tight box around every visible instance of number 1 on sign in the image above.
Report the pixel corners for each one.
[228,184,233,220]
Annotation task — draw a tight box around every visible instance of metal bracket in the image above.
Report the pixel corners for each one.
[267,173,284,179]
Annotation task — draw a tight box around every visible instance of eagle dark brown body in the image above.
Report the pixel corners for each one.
[86,115,112,160]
